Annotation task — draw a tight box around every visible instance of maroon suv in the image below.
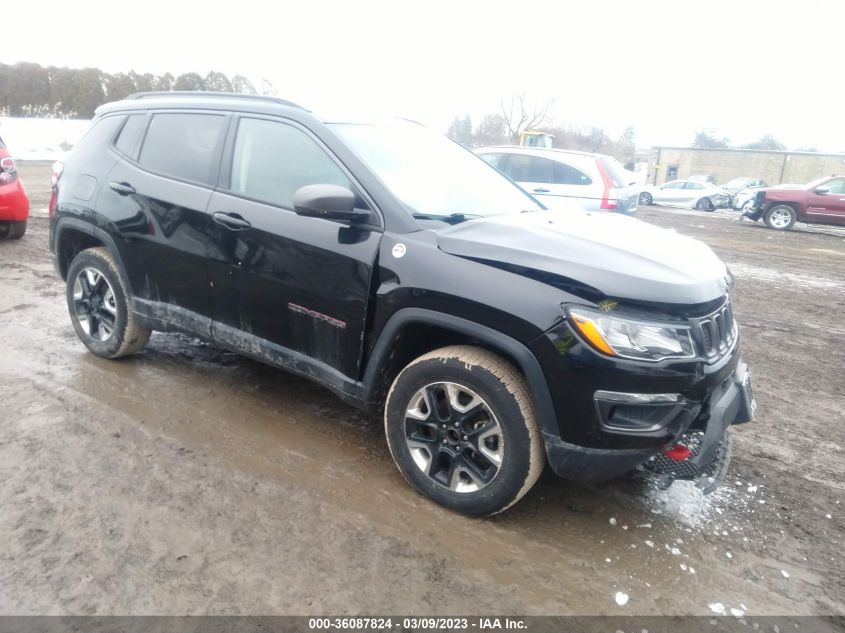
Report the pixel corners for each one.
[745,176,845,230]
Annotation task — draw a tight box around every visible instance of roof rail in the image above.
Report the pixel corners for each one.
[125,91,308,111]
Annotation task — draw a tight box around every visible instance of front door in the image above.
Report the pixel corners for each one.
[206,116,381,379]
[806,177,845,225]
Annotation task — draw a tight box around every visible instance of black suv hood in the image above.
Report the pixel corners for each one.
[436,211,730,304]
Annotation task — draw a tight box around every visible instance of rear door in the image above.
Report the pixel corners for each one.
[683,181,708,205]
[205,115,381,379]
[806,178,845,225]
[99,111,228,329]
[548,159,598,209]
[498,153,593,209]
[654,180,687,205]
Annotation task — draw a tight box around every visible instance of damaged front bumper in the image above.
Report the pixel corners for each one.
[544,361,756,492]
[641,361,755,492]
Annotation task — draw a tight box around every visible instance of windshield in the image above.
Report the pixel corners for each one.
[804,176,832,190]
[331,122,542,221]
[725,178,752,188]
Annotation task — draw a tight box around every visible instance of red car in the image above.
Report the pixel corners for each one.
[745,176,845,231]
[0,136,29,239]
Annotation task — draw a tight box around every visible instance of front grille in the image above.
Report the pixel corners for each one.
[694,299,736,360]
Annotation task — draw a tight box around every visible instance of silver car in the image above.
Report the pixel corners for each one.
[639,180,730,211]
[475,146,639,215]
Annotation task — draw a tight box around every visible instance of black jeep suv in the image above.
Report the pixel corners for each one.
[49,92,755,515]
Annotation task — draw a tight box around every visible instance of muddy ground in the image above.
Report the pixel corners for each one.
[1,162,843,617]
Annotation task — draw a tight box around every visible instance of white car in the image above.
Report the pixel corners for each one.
[639,180,731,211]
[733,183,802,213]
[475,146,639,215]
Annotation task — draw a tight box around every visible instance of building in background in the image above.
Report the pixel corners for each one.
[648,147,845,186]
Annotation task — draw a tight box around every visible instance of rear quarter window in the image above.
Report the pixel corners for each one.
[138,113,226,185]
[113,114,147,159]
[598,156,631,187]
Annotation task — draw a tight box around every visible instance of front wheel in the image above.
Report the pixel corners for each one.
[384,346,544,516]
[639,192,653,205]
[764,204,797,230]
[695,198,713,211]
[66,247,151,358]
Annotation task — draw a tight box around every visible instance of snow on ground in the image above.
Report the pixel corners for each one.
[0,117,91,161]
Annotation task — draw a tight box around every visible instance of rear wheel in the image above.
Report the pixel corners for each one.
[0,220,26,239]
[384,345,544,516]
[695,198,713,211]
[764,204,797,231]
[3,220,26,239]
[66,247,151,358]
[639,192,653,205]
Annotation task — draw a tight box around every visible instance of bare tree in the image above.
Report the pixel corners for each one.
[498,91,554,143]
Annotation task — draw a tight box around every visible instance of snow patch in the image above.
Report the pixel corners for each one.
[615,591,629,606]
[0,116,90,161]
[729,262,844,291]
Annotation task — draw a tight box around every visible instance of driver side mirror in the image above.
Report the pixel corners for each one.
[293,184,371,223]
[814,187,830,195]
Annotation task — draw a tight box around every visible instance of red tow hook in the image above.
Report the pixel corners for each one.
[665,444,692,461]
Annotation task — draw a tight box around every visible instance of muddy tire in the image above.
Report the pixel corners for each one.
[66,247,151,359]
[764,204,797,231]
[1,220,27,239]
[384,345,544,516]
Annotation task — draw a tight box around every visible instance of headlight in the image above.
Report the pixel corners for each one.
[568,306,695,362]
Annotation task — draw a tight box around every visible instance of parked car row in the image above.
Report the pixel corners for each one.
[469,148,844,232]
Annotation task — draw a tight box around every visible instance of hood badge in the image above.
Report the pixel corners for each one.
[392,243,407,259]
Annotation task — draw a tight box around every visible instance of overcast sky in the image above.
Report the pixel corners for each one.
[6,0,844,150]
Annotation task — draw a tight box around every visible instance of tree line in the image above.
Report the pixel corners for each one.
[447,92,811,163]
[0,62,258,119]
[691,129,807,152]
[446,95,638,169]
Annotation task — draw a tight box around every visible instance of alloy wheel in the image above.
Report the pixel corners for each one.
[72,267,118,341]
[769,207,793,229]
[404,382,504,493]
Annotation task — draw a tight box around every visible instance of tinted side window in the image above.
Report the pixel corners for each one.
[230,118,351,209]
[663,182,684,189]
[823,179,845,194]
[686,182,705,190]
[480,153,505,169]
[138,113,226,185]
[502,154,553,183]
[114,114,147,158]
[553,161,592,186]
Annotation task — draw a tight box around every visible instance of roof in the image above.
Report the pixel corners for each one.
[477,145,609,159]
[95,91,312,119]
[652,145,845,159]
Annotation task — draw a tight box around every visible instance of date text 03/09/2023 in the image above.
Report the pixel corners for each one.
[307,617,527,630]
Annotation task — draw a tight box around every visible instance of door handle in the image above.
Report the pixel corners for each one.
[109,181,136,196]
[533,188,550,193]
[213,211,252,231]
